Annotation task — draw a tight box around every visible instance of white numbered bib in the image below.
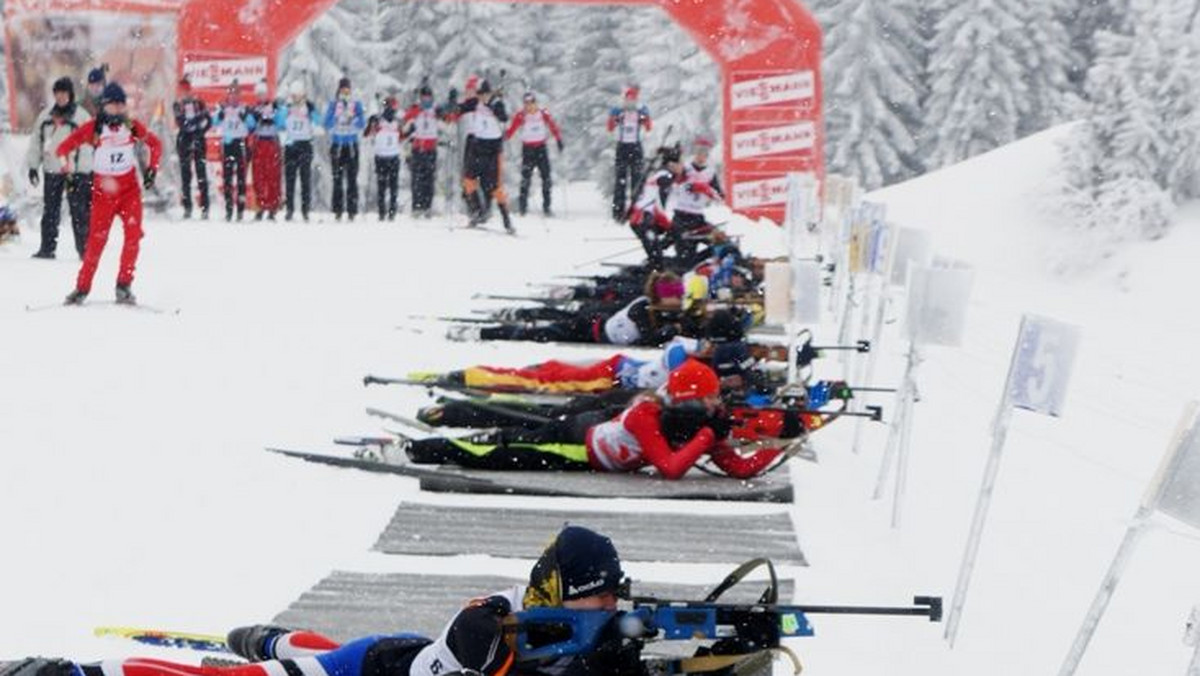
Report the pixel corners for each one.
[287,109,313,141]
[471,105,502,140]
[373,120,401,156]
[183,103,196,120]
[413,110,438,140]
[618,111,640,143]
[221,106,248,138]
[521,112,548,144]
[93,125,136,176]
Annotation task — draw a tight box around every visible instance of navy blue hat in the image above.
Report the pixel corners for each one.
[87,67,106,84]
[524,526,624,606]
[101,82,126,105]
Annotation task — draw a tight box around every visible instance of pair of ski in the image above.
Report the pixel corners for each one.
[24,300,179,315]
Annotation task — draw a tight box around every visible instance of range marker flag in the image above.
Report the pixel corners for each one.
[1059,401,1200,675]
[945,314,1080,647]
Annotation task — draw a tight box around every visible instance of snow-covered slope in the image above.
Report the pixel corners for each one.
[3,127,1200,675]
[791,124,1200,674]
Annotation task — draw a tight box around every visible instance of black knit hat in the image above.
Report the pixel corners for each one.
[476,79,493,95]
[338,76,351,90]
[706,309,745,343]
[418,84,433,97]
[87,67,106,85]
[101,82,126,105]
[524,526,623,607]
[53,77,74,95]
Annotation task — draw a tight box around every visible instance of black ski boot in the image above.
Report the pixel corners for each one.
[64,289,87,305]
[227,625,291,662]
[1,658,77,676]
[115,284,136,305]
[499,204,515,234]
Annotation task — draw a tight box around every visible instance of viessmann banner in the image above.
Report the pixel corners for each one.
[730,71,815,110]
[182,57,268,89]
[731,122,817,160]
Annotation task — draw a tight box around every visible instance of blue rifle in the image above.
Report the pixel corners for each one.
[510,559,941,668]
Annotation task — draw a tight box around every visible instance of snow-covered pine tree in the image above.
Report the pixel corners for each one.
[1061,0,1127,88]
[924,0,1073,170]
[1058,0,1200,251]
[815,0,925,189]
[1019,0,1076,134]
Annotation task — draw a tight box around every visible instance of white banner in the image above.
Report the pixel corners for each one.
[183,57,268,89]
[731,122,816,159]
[1009,315,1080,417]
[906,260,974,347]
[1151,408,1200,531]
[889,227,933,287]
[731,71,815,110]
[732,175,790,209]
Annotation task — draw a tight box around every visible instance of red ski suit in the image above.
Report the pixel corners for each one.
[57,119,162,292]
[586,397,781,480]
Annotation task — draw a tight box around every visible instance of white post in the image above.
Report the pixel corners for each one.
[944,406,1013,645]
[874,341,916,501]
[1058,509,1152,676]
[944,317,1025,645]
[891,343,921,528]
[1186,605,1200,676]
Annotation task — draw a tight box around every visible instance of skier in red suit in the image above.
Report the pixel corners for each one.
[58,82,162,306]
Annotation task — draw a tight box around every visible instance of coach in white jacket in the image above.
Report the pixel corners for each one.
[26,77,93,259]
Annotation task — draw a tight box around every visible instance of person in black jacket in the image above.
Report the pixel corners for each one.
[173,77,211,219]
[458,80,513,232]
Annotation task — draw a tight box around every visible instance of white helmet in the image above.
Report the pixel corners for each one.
[288,81,305,97]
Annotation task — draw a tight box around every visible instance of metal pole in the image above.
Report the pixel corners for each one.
[944,405,1012,645]
[1189,645,1200,676]
[1058,509,1152,676]
[891,344,920,529]
[944,317,1026,645]
[874,342,914,500]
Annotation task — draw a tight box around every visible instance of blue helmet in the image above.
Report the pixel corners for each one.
[0,205,16,223]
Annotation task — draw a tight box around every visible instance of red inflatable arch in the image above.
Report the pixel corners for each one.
[178,0,823,223]
[4,0,821,222]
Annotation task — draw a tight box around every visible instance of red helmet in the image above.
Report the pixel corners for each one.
[667,359,720,402]
[624,86,639,100]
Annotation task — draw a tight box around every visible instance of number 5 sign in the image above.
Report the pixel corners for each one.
[945,313,1080,646]
[1009,315,1081,417]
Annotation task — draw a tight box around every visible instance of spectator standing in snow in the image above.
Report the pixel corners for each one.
[214,81,255,221]
[249,80,285,221]
[365,96,404,221]
[323,77,366,221]
[26,77,92,259]
[173,77,211,220]
[282,81,320,222]
[400,84,441,217]
[608,86,651,222]
[505,91,563,217]
[81,66,107,118]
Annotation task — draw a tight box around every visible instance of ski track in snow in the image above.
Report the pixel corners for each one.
[3,137,1200,674]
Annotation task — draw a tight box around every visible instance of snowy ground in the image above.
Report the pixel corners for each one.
[4,130,1200,674]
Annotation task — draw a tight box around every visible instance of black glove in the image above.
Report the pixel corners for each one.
[795,340,819,368]
[28,169,39,187]
[708,413,733,440]
[143,168,156,190]
[557,138,564,152]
